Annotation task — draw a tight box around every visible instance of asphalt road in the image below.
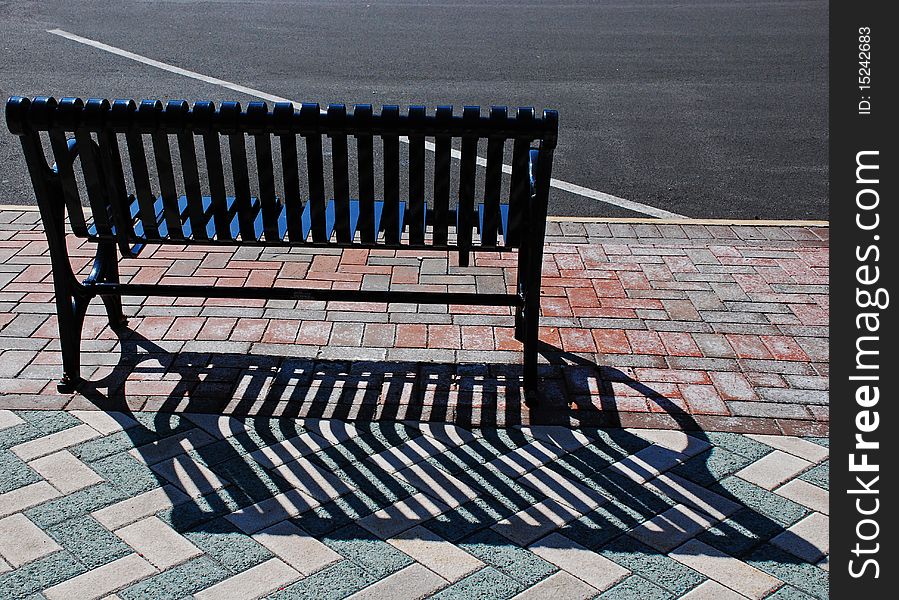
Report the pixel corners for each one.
[0,0,828,219]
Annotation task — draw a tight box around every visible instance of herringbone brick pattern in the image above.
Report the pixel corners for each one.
[0,409,828,599]
[0,210,827,435]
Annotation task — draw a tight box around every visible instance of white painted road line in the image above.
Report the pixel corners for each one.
[47,28,686,219]
[47,28,294,106]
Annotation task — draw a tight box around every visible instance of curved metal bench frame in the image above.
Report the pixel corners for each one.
[6,96,558,405]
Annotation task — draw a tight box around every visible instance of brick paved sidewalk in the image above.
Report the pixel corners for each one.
[0,209,828,435]
[0,410,828,599]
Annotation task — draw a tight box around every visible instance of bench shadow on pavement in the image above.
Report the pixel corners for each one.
[73,328,822,579]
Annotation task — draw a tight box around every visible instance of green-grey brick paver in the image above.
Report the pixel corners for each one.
[89,452,162,496]
[239,417,307,448]
[0,449,41,493]
[157,487,247,532]
[477,428,536,455]
[704,431,773,460]
[296,494,373,537]
[581,427,652,456]
[558,505,632,552]
[555,441,624,475]
[45,515,132,569]
[267,559,379,600]
[119,556,232,600]
[764,585,819,599]
[69,428,159,463]
[799,461,828,490]
[210,455,294,503]
[421,438,505,475]
[0,412,81,450]
[454,463,540,513]
[671,446,755,487]
[717,476,810,527]
[746,544,829,600]
[458,529,557,587]
[0,551,85,600]
[697,507,787,557]
[597,574,674,600]
[311,455,417,506]
[353,421,419,448]
[321,524,413,579]
[599,537,704,596]
[423,496,513,543]
[25,483,127,528]
[14,411,82,433]
[183,517,274,573]
[309,436,379,470]
[430,566,523,600]
[131,412,195,437]
[587,471,677,522]
[804,436,828,448]
[187,435,254,467]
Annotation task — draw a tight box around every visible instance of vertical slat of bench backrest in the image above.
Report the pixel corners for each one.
[128,100,161,239]
[508,107,535,247]
[432,105,452,246]
[73,103,112,238]
[273,102,303,243]
[166,101,207,240]
[328,104,352,243]
[94,99,136,243]
[9,98,53,226]
[49,129,89,237]
[220,102,256,241]
[381,105,401,245]
[48,98,89,237]
[481,106,506,248]
[247,102,280,242]
[522,110,558,304]
[143,100,183,240]
[193,101,231,240]
[301,103,327,243]
[457,106,479,266]
[407,106,426,245]
[354,104,376,243]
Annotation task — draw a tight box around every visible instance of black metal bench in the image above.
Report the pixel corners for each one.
[5,96,558,405]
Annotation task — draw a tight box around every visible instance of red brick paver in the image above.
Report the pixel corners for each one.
[0,210,829,435]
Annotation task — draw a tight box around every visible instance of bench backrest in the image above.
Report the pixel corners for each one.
[7,96,557,263]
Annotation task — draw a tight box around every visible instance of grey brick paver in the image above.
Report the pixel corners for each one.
[628,505,717,553]
[387,525,484,583]
[510,570,597,600]
[28,450,104,494]
[115,516,203,570]
[0,513,62,568]
[194,558,300,600]
[735,451,812,491]
[253,520,342,575]
[43,553,156,600]
[529,532,629,591]
[773,480,828,515]
[347,563,448,600]
[669,539,782,599]
[770,512,828,563]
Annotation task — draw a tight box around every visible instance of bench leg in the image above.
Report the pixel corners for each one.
[93,241,128,329]
[514,306,525,342]
[522,295,540,408]
[54,281,90,393]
